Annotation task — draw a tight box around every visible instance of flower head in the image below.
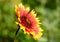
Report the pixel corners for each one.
[15,3,43,40]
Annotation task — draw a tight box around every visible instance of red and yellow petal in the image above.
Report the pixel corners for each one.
[15,3,43,40]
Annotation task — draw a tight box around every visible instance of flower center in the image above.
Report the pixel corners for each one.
[21,16,32,28]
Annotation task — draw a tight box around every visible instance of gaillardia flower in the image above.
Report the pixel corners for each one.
[15,3,43,39]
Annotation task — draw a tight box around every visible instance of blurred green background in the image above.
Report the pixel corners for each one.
[0,0,60,42]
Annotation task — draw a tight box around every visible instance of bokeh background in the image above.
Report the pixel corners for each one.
[0,0,60,42]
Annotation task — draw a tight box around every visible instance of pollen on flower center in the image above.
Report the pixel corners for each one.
[21,16,32,28]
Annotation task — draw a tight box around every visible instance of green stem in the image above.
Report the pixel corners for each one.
[14,25,20,42]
